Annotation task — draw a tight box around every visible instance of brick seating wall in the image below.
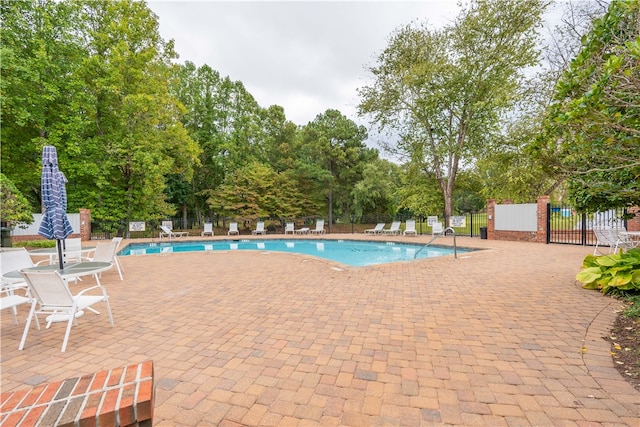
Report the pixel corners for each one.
[0,361,154,427]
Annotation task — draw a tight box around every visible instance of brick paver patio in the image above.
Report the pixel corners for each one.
[1,235,639,426]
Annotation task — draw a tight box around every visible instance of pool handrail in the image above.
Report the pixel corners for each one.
[414,227,457,259]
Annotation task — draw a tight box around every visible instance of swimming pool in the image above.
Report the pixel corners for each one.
[119,239,465,267]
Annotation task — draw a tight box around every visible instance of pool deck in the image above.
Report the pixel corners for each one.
[2,234,639,426]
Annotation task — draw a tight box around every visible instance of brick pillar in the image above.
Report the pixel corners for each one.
[537,195,550,244]
[79,209,91,242]
[627,206,640,232]
[486,199,496,240]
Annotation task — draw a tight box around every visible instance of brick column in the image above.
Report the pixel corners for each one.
[627,206,640,232]
[537,195,550,244]
[486,199,496,240]
[79,209,91,241]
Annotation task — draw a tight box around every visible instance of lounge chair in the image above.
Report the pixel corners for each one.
[403,220,417,236]
[295,227,310,235]
[432,221,444,235]
[310,219,325,234]
[365,223,385,234]
[19,269,114,352]
[201,223,214,237]
[159,225,188,240]
[228,222,239,235]
[284,222,295,235]
[383,221,401,235]
[252,221,266,235]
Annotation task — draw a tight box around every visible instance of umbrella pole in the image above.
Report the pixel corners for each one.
[57,239,64,270]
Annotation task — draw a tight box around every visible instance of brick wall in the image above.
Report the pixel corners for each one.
[0,361,154,427]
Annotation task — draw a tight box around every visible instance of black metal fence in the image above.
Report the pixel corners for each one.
[547,205,628,246]
[90,212,489,240]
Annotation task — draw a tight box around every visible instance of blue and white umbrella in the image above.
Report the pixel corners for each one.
[38,145,73,269]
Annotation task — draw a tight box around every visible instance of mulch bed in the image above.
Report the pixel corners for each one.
[606,313,640,392]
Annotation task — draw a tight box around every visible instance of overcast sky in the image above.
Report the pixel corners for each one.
[147,1,461,127]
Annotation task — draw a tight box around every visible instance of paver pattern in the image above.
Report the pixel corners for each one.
[2,235,639,426]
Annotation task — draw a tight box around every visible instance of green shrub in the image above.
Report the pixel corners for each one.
[576,248,640,294]
[13,240,56,249]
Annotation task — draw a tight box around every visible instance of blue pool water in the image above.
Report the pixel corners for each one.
[119,239,465,267]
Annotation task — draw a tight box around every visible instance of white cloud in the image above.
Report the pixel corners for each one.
[148,1,460,126]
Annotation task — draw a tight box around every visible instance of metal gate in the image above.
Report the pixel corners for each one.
[547,204,628,246]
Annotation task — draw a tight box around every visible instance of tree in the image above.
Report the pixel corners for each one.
[0,173,34,226]
[532,0,640,211]
[71,0,200,229]
[299,109,374,229]
[0,0,86,207]
[206,161,305,225]
[358,0,547,225]
[351,159,401,219]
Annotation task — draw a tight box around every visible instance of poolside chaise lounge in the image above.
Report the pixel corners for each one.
[252,221,267,235]
[201,223,214,237]
[228,222,239,236]
[403,220,417,236]
[284,223,295,235]
[383,221,401,235]
[159,225,188,239]
[310,219,325,234]
[432,221,444,235]
[365,223,385,234]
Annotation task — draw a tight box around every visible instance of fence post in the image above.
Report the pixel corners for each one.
[537,195,550,244]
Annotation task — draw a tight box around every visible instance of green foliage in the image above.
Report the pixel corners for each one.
[13,240,56,249]
[576,249,640,294]
[622,295,640,318]
[533,0,640,212]
[359,0,547,222]
[0,173,34,226]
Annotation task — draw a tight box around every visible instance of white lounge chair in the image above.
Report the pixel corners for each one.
[403,220,417,236]
[284,222,295,235]
[201,223,214,237]
[432,221,444,235]
[252,221,266,235]
[383,221,401,235]
[365,223,385,234]
[295,227,310,235]
[310,219,325,234]
[228,222,239,235]
[159,225,188,239]
[19,269,114,352]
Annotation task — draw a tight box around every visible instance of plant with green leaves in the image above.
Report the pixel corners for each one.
[0,173,34,227]
[359,0,547,226]
[576,248,640,294]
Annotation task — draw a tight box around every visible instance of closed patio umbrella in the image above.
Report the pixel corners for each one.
[38,145,74,270]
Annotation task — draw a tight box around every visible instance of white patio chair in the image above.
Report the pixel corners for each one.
[1,248,47,288]
[403,220,417,236]
[201,223,214,237]
[1,284,32,325]
[310,219,325,235]
[19,269,114,353]
[252,221,266,235]
[111,237,125,275]
[593,227,634,255]
[88,241,122,281]
[364,223,385,234]
[383,221,401,235]
[228,222,239,235]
